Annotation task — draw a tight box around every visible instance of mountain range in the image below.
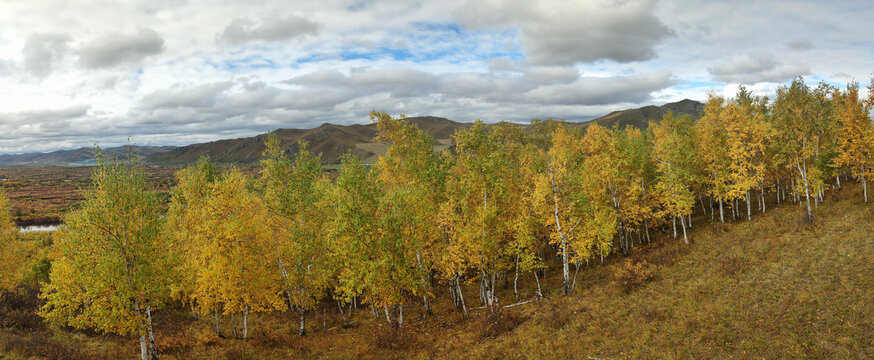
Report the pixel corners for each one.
[0,99,704,166]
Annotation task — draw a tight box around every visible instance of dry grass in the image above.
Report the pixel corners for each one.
[3,183,874,359]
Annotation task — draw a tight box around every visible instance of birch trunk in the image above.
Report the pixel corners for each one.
[513,255,519,300]
[455,275,468,316]
[398,304,403,328]
[679,213,689,244]
[864,175,868,203]
[242,306,249,340]
[299,309,306,336]
[214,307,221,336]
[146,306,158,359]
[547,161,571,295]
[746,190,752,221]
[415,251,432,315]
[644,219,651,243]
[533,271,543,300]
[139,334,148,360]
[797,161,814,222]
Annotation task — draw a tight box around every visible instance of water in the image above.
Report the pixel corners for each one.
[19,224,60,232]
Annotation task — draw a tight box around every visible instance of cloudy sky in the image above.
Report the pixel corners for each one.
[0,0,872,154]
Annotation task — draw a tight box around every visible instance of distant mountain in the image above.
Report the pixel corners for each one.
[145,116,471,165]
[587,99,705,130]
[0,100,704,166]
[0,145,177,165]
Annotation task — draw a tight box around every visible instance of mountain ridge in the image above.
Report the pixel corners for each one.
[0,100,704,166]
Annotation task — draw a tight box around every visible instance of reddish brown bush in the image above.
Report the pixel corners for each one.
[612,259,658,293]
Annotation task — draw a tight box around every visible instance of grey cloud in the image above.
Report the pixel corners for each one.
[0,105,90,138]
[22,33,71,77]
[138,82,233,110]
[524,66,580,84]
[457,0,673,66]
[286,68,438,98]
[487,57,522,72]
[219,14,321,44]
[78,29,164,69]
[787,39,813,50]
[709,52,810,84]
[524,71,675,105]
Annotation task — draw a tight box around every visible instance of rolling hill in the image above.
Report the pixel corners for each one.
[0,145,177,165]
[0,100,704,166]
[144,99,703,165]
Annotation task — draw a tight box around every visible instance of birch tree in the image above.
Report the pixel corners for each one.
[650,113,697,243]
[533,125,613,294]
[40,154,174,360]
[772,77,826,222]
[260,134,333,335]
[834,81,874,203]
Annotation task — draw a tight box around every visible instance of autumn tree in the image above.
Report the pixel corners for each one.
[582,124,645,257]
[772,77,831,222]
[650,113,697,243]
[40,154,174,360]
[329,151,421,327]
[695,94,732,222]
[0,188,20,292]
[834,81,874,202]
[724,87,772,221]
[533,125,614,294]
[191,169,281,339]
[165,156,221,317]
[259,134,333,335]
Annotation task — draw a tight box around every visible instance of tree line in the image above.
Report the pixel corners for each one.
[1,76,873,360]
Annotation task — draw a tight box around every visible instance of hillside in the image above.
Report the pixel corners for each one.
[591,98,704,130]
[2,182,871,359]
[145,100,702,165]
[145,116,472,165]
[0,145,177,165]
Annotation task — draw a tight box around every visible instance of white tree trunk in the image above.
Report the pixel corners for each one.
[242,306,249,340]
[455,275,468,316]
[679,213,689,244]
[139,334,148,360]
[299,309,306,336]
[146,306,158,359]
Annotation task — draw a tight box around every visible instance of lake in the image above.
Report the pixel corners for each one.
[20,224,60,232]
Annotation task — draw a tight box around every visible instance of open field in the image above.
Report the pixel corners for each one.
[0,166,254,226]
[1,182,872,359]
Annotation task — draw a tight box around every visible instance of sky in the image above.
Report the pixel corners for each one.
[0,0,872,154]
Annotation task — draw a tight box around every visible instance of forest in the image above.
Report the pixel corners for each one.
[1,76,874,359]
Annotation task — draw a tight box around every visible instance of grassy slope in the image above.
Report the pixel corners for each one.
[2,183,873,359]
